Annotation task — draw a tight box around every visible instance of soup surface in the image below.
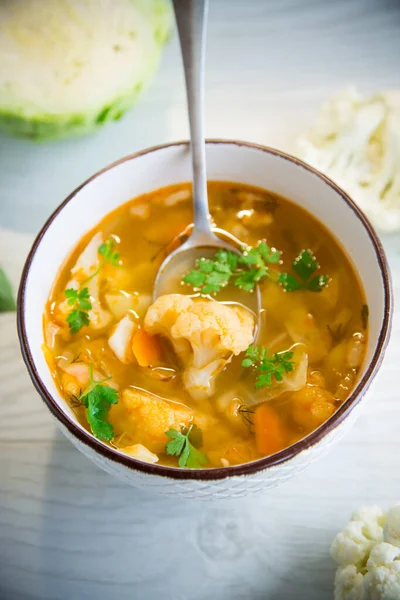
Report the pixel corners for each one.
[44,182,368,469]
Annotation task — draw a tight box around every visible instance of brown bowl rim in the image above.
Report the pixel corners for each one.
[17,139,393,481]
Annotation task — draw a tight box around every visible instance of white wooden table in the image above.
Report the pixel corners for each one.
[1,1,400,598]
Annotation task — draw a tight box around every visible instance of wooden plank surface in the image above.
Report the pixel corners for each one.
[1,1,400,598]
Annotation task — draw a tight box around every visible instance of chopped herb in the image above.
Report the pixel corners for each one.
[98,238,120,267]
[238,404,255,429]
[327,322,344,342]
[63,238,120,333]
[234,241,280,291]
[71,352,84,364]
[0,267,16,312]
[277,272,302,292]
[79,364,118,441]
[262,193,279,213]
[183,243,329,295]
[361,304,369,329]
[183,241,280,294]
[183,249,236,294]
[165,424,208,468]
[65,287,92,334]
[70,394,83,409]
[83,236,121,284]
[242,345,295,389]
[279,249,329,292]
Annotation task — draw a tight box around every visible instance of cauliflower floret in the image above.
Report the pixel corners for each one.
[144,294,255,400]
[334,565,368,600]
[331,505,400,600]
[331,506,385,569]
[295,87,400,233]
[120,388,192,452]
[182,358,227,400]
[384,505,400,549]
[365,543,400,599]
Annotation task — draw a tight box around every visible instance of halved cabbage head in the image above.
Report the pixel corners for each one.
[0,0,171,140]
[296,87,400,232]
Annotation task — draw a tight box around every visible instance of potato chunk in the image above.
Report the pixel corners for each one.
[292,385,336,431]
[121,388,192,453]
[207,439,260,467]
[120,444,159,464]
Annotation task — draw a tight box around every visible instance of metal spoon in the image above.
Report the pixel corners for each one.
[153,0,261,321]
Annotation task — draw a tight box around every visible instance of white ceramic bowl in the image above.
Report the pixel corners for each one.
[18,140,392,499]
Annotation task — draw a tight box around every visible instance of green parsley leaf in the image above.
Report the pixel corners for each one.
[165,424,208,469]
[183,269,207,288]
[66,308,90,334]
[279,249,329,293]
[306,274,329,292]
[65,287,92,334]
[98,238,120,267]
[182,241,280,295]
[292,249,318,281]
[241,345,295,389]
[82,237,121,285]
[80,364,118,441]
[236,242,281,292]
[183,250,236,294]
[257,241,281,264]
[278,272,302,292]
[186,423,203,448]
[165,428,186,456]
[0,267,16,312]
[185,444,208,469]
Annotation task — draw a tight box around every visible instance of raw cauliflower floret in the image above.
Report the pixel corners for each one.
[331,506,385,569]
[365,543,400,600]
[334,565,368,600]
[120,388,192,453]
[332,505,400,599]
[383,505,400,549]
[144,294,255,400]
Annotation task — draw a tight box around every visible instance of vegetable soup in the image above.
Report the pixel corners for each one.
[43,182,368,469]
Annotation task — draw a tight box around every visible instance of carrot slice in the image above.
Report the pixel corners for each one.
[254,403,286,456]
[132,328,161,367]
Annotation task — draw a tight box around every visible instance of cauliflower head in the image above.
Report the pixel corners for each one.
[295,87,400,232]
[144,294,255,400]
[332,504,400,600]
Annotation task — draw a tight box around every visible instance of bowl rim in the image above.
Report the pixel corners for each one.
[17,139,393,481]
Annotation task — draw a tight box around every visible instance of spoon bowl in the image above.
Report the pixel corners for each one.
[153,227,262,323]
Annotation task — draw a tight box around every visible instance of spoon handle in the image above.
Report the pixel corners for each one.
[173,0,211,237]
